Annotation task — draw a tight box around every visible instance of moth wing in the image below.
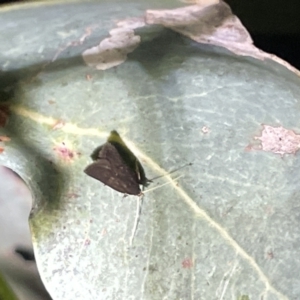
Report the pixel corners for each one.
[84,158,113,184]
[84,158,141,195]
[110,163,141,195]
[103,144,141,194]
[97,142,115,159]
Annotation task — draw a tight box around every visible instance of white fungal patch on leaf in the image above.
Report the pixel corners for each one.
[255,125,300,156]
[82,18,145,70]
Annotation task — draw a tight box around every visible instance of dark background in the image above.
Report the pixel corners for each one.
[1,0,300,69]
[226,0,300,70]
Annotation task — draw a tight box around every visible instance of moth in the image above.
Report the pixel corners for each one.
[84,130,150,195]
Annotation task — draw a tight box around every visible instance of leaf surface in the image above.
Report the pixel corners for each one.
[1,1,300,299]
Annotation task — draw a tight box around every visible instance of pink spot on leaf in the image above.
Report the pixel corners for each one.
[266,249,274,259]
[86,74,92,81]
[201,126,210,134]
[0,136,10,142]
[66,192,80,199]
[254,124,300,156]
[53,142,80,162]
[182,257,194,269]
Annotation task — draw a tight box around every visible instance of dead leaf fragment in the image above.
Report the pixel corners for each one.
[145,2,300,76]
[254,125,300,156]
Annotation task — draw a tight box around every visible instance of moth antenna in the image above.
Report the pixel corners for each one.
[129,195,144,246]
[143,175,184,194]
[149,163,192,181]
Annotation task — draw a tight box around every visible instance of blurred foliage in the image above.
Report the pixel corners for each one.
[0,270,18,300]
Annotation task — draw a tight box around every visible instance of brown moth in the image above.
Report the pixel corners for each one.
[84,130,150,195]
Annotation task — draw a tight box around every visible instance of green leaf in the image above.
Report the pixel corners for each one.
[238,295,250,300]
[1,1,300,300]
[0,270,18,300]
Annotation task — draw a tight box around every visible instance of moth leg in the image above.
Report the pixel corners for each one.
[134,160,141,182]
[129,195,143,246]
